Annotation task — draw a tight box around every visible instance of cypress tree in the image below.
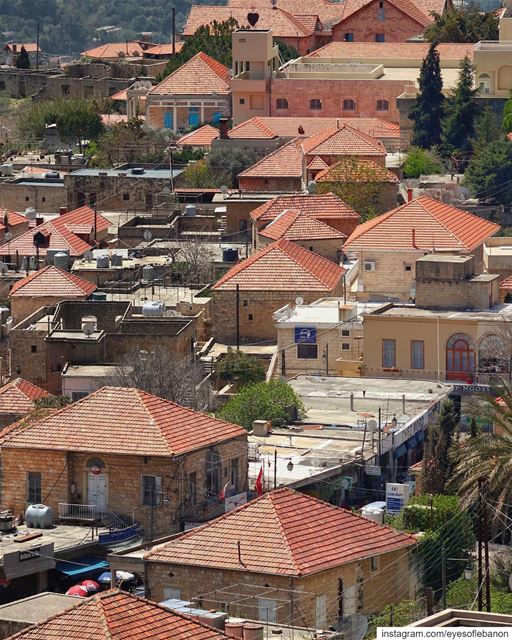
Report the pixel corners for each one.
[409,44,444,148]
[15,45,31,70]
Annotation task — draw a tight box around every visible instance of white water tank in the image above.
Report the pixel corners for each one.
[96,255,109,268]
[361,501,386,524]
[142,264,154,281]
[184,204,197,217]
[24,207,37,220]
[142,301,166,316]
[111,253,123,267]
[25,504,54,529]
[53,252,68,270]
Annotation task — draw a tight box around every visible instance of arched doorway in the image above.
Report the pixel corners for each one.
[446,333,475,382]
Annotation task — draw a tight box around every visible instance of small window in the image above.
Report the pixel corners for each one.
[25,196,29,201]
[297,344,318,359]
[343,99,356,111]
[42,197,46,202]
[344,32,354,41]
[231,458,239,489]
[376,99,389,111]
[411,340,424,370]
[31,345,37,353]
[239,98,245,105]
[276,98,288,110]
[371,556,379,572]
[342,343,351,350]
[71,391,88,401]
[27,472,42,504]
[243,300,248,307]
[375,33,385,42]
[188,471,197,504]
[141,475,162,506]
[404,264,412,272]
[382,339,396,368]
[123,193,130,201]
[309,98,322,110]
[248,314,253,321]
[342,329,350,337]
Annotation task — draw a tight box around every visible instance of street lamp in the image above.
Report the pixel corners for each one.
[391,414,398,429]
[287,459,294,472]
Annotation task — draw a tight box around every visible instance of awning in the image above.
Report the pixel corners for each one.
[393,443,407,459]
[55,555,108,578]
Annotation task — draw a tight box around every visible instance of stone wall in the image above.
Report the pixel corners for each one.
[238,176,302,192]
[0,182,66,215]
[11,294,88,326]
[257,235,343,262]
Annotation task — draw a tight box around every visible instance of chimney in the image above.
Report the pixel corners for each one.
[350,392,354,411]
[225,623,245,639]
[407,187,413,202]
[402,393,406,413]
[59,206,68,216]
[252,419,269,436]
[12,44,17,53]
[35,217,44,226]
[243,624,264,640]
[336,118,340,129]
[219,118,229,139]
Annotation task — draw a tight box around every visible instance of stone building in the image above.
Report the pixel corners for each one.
[0,386,248,538]
[144,488,417,628]
[0,378,51,428]
[343,196,500,303]
[0,210,30,244]
[0,175,67,214]
[211,238,345,343]
[9,265,97,324]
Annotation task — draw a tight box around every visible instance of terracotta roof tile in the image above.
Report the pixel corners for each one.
[315,158,399,183]
[213,238,343,291]
[7,589,230,640]
[307,156,329,171]
[0,209,28,231]
[0,378,51,417]
[226,0,343,24]
[146,488,416,576]
[81,41,147,59]
[3,43,40,53]
[0,206,110,257]
[259,209,346,241]
[334,0,431,27]
[250,193,360,223]
[344,196,500,252]
[1,386,245,457]
[500,275,512,290]
[177,125,220,148]
[309,41,473,61]
[412,0,447,16]
[9,265,97,298]
[144,42,184,56]
[20,166,51,176]
[239,139,303,179]
[149,52,230,96]
[301,124,386,157]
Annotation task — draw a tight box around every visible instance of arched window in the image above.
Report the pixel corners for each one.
[343,99,356,111]
[376,99,389,111]
[446,333,475,381]
[276,98,288,110]
[309,98,322,110]
[478,334,507,374]
[206,448,222,497]
[478,73,491,95]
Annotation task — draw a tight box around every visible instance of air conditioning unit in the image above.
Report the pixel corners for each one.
[364,260,376,272]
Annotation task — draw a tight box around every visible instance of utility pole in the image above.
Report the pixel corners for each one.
[482,479,491,612]
[477,478,484,612]
[441,544,447,610]
[324,343,329,375]
[149,483,155,544]
[274,449,277,489]
[36,23,40,70]
[281,349,286,377]
[235,283,240,351]
[171,7,176,55]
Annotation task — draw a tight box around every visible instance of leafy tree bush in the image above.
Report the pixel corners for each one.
[34,395,71,409]
[178,147,258,189]
[422,400,458,494]
[218,380,305,430]
[424,6,498,44]
[15,45,30,69]
[447,575,512,613]
[218,348,266,387]
[366,600,426,638]
[409,45,444,148]
[403,147,442,178]
[502,92,512,133]
[464,137,512,205]
[472,105,501,152]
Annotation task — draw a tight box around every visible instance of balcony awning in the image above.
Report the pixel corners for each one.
[55,555,108,578]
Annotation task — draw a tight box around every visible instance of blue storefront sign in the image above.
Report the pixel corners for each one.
[294,327,316,344]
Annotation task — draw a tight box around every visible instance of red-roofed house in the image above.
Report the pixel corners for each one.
[211,238,344,342]
[177,124,220,150]
[6,589,231,640]
[344,196,500,302]
[0,209,30,243]
[144,488,416,627]
[0,386,248,538]
[9,265,97,323]
[257,209,346,261]
[145,52,230,132]
[0,206,111,262]
[0,378,51,428]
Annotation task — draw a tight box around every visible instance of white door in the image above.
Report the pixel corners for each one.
[87,472,107,512]
[258,598,277,623]
[316,594,327,628]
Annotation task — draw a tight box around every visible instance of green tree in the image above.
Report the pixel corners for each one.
[275,39,299,63]
[441,55,480,159]
[178,159,216,188]
[502,92,512,133]
[218,380,305,430]
[159,18,240,80]
[218,348,266,388]
[402,147,442,178]
[425,6,499,44]
[409,45,444,148]
[464,136,512,205]
[472,104,501,152]
[15,45,30,69]
[422,400,458,494]
[206,147,258,189]
[447,575,512,613]
[34,395,71,409]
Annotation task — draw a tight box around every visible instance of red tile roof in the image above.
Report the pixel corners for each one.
[239,139,303,179]
[229,117,400,141]
[0,206,110,257]
[144,42,184,56]
[0,378,50,417]
[334,0,431,28]
[146,488,415,576]
[149,52,230,96]
[110,88,128,101]
[499,275,512,290]
[259,209,346,241]
[344,196,500,252]
[226,0,343,24]
[301,124,386,158]
[20,166,51,176]
[3,43,40,53]
[412,0,448,16]
[213,238,343,291]
[315,158,399,183]
[7,589,230,640]
[307,156,329,171]
[0,209,28,231]
[9,265,97,298]
[0,386,246,457]
[250,193,360,223]
[309,41,473,61]
[184,6,316,38]
[177,125,220,148]
[81,41,147,59]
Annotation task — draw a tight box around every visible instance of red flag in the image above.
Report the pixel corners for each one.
[255,466,263,496]
[219,481,230,500]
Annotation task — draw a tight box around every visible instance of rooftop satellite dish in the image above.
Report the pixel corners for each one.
[82,324,95,337]
[295,296,303,305]
[367,419,378,432]
[84,250,93,261]
[220,184,228,196]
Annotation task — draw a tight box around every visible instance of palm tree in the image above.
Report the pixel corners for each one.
[450,382,512,515]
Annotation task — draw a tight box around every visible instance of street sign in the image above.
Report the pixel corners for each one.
[385,483,409,515]
[365,465,381,476]
[294,327,316,344]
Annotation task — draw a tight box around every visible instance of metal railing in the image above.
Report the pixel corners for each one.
[58,503,96,521]
[99,508,132,531]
